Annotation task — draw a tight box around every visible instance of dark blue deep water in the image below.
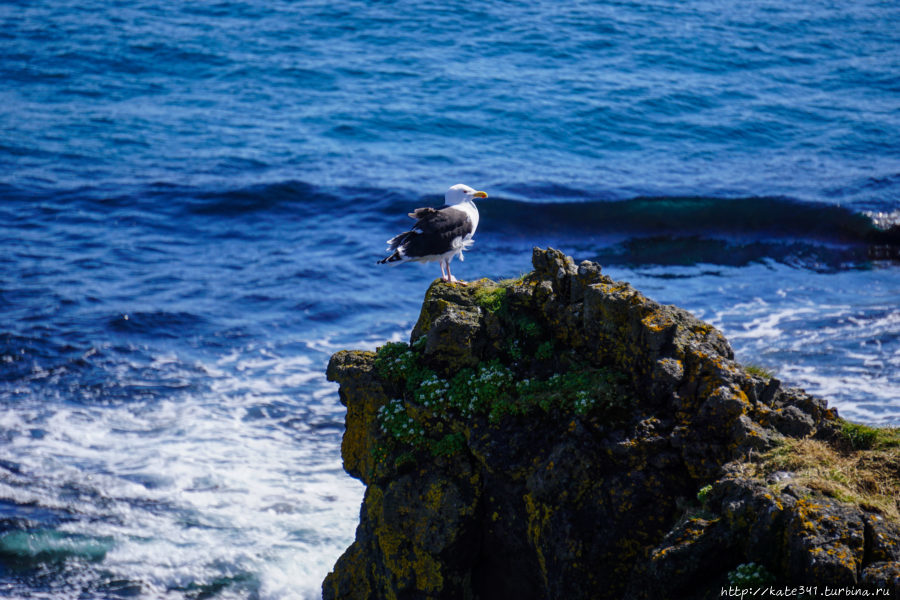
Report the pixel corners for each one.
[2,1,899,597]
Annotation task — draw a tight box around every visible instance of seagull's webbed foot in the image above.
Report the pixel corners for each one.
[446,273,467,286]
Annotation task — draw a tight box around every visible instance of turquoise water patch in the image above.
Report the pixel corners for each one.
[0,529,114,565]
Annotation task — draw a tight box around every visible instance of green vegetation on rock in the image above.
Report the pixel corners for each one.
[472,282,507,313]
[373,339,631,457]
[374,341,435,392]
[430,432,466,458]
[377,398,425,446]
[727,563,776,587]
[696,484,713,506]
[743,363,775,379]
[839,419,900,451]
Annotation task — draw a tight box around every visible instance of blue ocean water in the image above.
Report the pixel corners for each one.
[1,0,899,597]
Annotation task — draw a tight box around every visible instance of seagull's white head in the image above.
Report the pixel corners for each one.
[445,183,488,205]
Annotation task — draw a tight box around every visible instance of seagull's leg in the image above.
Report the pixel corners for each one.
[446,256,467,286]
[440,260,449,282]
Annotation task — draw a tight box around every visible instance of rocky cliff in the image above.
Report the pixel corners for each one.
[323,247,899,599]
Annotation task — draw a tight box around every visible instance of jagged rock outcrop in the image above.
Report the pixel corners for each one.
[323,247,899,599]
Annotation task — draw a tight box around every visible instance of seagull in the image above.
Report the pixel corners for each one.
[378,184,488,285]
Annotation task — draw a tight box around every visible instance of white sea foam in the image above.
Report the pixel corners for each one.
[710,293,900,425]
[0,346,363,599]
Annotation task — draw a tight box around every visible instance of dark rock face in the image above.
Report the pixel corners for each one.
[627,475,900,599]
[323,248,897,599]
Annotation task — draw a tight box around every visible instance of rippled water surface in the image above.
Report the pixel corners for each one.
[1,0,898,597]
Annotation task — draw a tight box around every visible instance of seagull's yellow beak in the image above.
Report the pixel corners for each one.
[473,191,488,199]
